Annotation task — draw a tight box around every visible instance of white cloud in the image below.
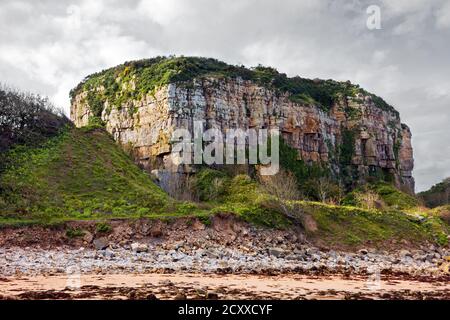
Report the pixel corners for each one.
[436,1,450,28]
[138,0,191,26]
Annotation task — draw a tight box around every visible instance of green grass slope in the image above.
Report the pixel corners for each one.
[193,168,449,247]
[0,126,173,224]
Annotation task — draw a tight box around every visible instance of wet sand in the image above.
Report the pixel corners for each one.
[1,273,449,300]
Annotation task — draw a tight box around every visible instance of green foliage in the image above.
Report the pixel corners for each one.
[338,129,359,189]
[420,216,449,246]
[96,222,112,234]
[221,175,291,228]
[194,169,229,201]
[345,106,362,120]
[66,227,85,238]
[365,92,399,116]
[301,201,446,246]
[339,129,356,166]
[432,205,450,223]
[278,138,331,200]
[367,167,395,184]
[70,56,399,115]
[0,127,171,221]
[419,178,450,208]
[176,201,198,215]
[86,91,105,117]
[198,215,212,226]
[232,203,291,228]
[344,182,419,210]
[0,127,289,229]
[85,116,105,130]
[0,85,71,160]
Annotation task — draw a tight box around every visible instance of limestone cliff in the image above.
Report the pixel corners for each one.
[70,57,415,193]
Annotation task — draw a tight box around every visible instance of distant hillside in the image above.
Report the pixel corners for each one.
[0,85,69,153]
[0,85,69,173]
[419,178,450,208]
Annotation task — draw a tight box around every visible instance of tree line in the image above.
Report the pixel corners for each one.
[0,84,70,170]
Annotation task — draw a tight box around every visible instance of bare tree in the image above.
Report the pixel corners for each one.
[0,84,70,152]
[259,169,304,222]
[311,177,345,205]
[259,169,301,201]
[355,190,384,210]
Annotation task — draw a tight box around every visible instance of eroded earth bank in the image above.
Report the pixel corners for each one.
[1,215,449,300]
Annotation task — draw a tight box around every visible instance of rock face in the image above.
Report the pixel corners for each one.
[70,58,415,193]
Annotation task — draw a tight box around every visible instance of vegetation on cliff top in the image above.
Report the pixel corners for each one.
[70,56,399,116]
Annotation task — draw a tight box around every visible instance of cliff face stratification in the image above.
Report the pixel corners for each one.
[70,57,415,193]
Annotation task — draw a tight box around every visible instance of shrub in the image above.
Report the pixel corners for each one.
[96,222,112,233]
[0,84,70,173]
[259,169,300,201]
[176,201,198,214]
[344,182,418,210]
[277,137,330,199]
[373,182,419,209]
[433,206,450,225]
[305,177,345,204]
[66,228,85,238]
[354,190,384,210]
[194,169,229,201]
[419,178,450,208]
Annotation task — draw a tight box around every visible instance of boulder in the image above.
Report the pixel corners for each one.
[131,242,149,253]
[174,293,187,300]
[399,250,412,258]
[358,249,368,255]
[268,248,286,258]
[206,292,219,300]
[83,231,94,244]
[93,237,109,250]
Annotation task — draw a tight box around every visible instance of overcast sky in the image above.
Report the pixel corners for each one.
[0,0,449,191]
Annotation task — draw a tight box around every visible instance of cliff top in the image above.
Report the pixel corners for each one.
[70,56,399,117]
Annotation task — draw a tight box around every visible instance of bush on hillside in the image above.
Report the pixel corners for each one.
[419,178,450,208]
[0,85,70,173]
[432,206,450,225]
[259,169,301,201]
[193,168,230,201]
[343,182,419,210]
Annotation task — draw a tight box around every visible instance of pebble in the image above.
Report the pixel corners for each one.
[0,243,448,277]
[93,238,109,250]
[131,242,149,253]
